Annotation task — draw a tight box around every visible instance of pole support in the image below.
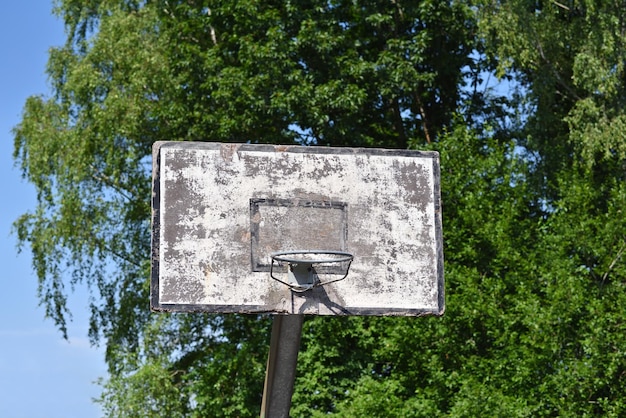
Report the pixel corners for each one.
[260,314,304,418]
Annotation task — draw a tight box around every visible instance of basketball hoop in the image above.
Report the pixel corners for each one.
[269,250,354,292]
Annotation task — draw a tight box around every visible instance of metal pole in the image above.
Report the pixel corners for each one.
[260,314,304,418]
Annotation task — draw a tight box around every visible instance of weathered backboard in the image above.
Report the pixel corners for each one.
[151,142,444,316]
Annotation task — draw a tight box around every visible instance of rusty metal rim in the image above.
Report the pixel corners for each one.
[270,250,353,265]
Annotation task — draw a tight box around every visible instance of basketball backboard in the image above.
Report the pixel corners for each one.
[151,142,444,316]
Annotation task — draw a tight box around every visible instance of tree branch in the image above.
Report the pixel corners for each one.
[90,164,135,202]
[602,242,626,283]
[414,93,432,144]
[534,36,582,102]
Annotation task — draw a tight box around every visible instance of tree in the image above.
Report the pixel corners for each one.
[14,0,477,415]
[14,0,626,416]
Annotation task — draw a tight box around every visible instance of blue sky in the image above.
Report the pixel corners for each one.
[0,1,106,417]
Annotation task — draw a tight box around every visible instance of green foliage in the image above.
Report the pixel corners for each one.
[289,124,626,417]
[15,0,476,358]
[98,314,271,417]
[12,0,626,415]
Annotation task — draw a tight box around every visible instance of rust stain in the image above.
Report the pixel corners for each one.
[204,263,217,282]
[219,143,240,162]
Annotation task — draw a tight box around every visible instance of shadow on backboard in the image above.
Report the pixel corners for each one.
[290,279,353,315]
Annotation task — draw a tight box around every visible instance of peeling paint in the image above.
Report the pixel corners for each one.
[151,142,444,316]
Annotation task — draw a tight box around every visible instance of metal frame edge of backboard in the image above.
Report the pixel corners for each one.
[150,141,444,317]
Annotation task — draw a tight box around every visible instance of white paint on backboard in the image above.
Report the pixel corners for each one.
[152,142,444,316]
